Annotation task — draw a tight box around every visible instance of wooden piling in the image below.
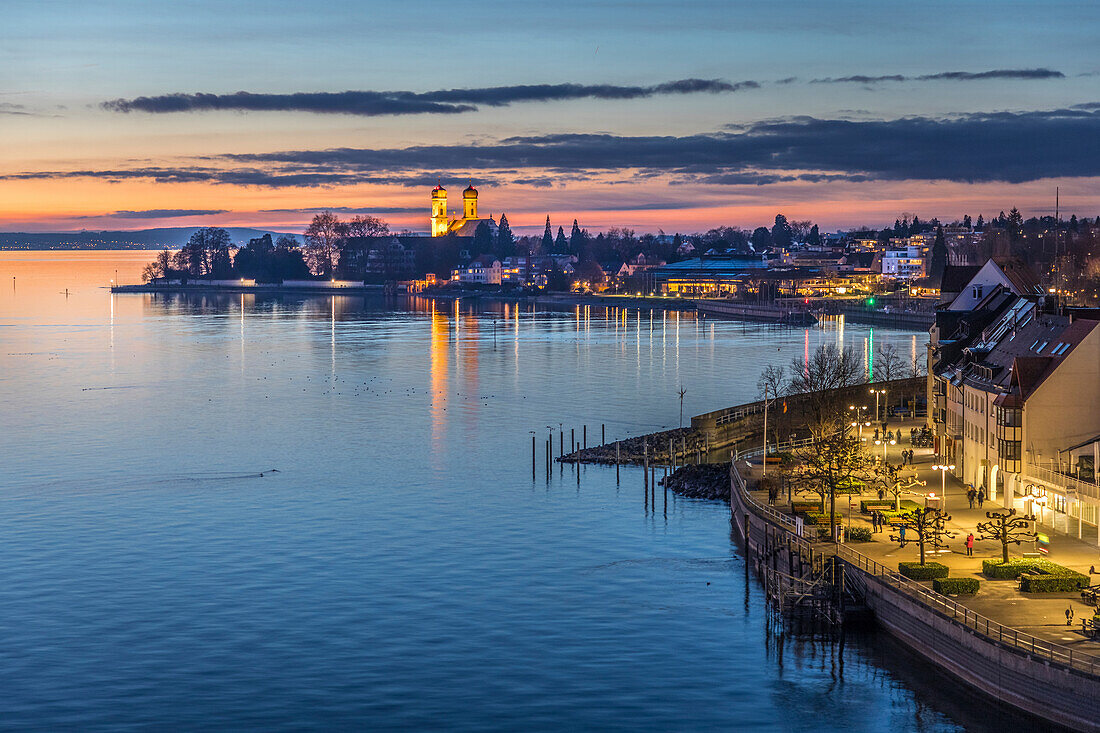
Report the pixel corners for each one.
[583,425,587,449]
[615,441,620,483]
[602,423,605,444]
[644,441,649,496]
[532,436,536,479]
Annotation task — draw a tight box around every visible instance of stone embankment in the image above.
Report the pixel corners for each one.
[660,464,730,501]
[558,427,701,465]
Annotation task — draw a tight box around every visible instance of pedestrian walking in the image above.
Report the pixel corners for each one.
[967,488,976,508]
[1066,607,1075,626]
[896,429,902,444]
[877,488,885,501]
[965,533,974,556]
[873,511,880,533]
[978,488,986,508]
[899,525,906,545]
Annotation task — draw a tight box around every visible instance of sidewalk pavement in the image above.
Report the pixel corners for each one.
[750,416,1100,651]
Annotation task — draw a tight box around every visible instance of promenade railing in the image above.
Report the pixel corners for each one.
[730,451,1100,678]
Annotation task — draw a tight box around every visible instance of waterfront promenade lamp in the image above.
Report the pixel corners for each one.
[932,464,955,511]
[1024,484,1048,526]
[874,436,896,466]
[870,388,887,422]
[848,404,870,439]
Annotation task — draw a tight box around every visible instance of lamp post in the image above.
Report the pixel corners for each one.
[870,388,886,423]
[849,404,869,440]
[931,464,955,512]
[875,436,896,466]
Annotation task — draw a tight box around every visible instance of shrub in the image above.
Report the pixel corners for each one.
[860,499,921,514]
[982,558,1089,591]
[805,511,843,526]
[898,561,949,580]
[835,478,865,495]
[792,502,823,514]
[933,577,981,595]
[846,526,872,542]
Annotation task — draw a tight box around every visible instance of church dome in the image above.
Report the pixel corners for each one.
[463,184,478,198]
[432,184,446,196]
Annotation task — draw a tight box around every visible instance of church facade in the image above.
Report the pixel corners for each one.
[431,184,497,237]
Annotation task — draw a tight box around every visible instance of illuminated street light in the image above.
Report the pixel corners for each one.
[932,464,955,512]
[870,388,886,422]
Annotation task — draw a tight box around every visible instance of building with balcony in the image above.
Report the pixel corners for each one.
[930,260,1100,544]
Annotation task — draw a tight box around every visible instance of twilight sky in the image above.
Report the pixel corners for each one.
[3,0,1100,234]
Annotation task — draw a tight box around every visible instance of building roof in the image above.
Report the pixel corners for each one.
[991,257,1043,296]
[940,265,982,294]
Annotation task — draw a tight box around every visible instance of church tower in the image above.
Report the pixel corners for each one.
[431,185,449,237]
[463,184,478,221]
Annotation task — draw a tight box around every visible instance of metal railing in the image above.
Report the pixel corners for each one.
[729,458,1100,678]
[1028,465,1100,503]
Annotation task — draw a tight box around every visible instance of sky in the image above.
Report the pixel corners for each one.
[3,0,1100,235]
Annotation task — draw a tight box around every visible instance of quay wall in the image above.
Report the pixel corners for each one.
[696,299,816,324]
[692,376,925,450]
[729,459,1100,733]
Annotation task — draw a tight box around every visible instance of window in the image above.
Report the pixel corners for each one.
[1035,341,1048,353]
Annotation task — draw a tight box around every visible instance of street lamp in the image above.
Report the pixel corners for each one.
[931,464,955,512]
[848,404,869,440]
[870,388,886,422]
[875,436,897,466]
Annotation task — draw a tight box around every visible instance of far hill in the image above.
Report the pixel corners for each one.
[0,227,299,250]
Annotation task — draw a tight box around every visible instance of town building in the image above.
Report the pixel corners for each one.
[929,259,1100,544]
[880,245,927,280]
[650,253,768,297]
[450,255,502,285]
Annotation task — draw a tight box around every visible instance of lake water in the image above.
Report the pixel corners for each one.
[0,252,1022,731]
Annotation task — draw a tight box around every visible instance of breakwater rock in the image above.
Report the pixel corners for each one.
[559,427,708,465]
[660,464,730,502]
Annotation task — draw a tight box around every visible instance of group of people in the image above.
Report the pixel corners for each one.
[966,486,987,509]
[870,509,890,533]
[899,448,915,465]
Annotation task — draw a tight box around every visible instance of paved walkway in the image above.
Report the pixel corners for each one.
[748,417,1100,652]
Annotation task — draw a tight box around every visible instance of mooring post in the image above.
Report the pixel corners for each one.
[583,424,587,450]
[615,441,621,483]
[532,435,536,479]
[559,429,563,458]
[644,441,650,497]
[602,423,605,444]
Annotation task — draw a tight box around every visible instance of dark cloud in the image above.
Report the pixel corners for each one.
[812,68,1064,84]
[101,79,756,117]
[107,208,229,218]
[11,106,1100,187]
[259,206,421,215]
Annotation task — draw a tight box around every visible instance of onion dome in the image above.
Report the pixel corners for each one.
[432,184,446,196]
[463,184,478,198]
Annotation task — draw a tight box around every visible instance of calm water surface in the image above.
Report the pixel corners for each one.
[0,252,1023,730]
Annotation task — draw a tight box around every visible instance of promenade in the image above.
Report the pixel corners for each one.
[744,417,1100,652]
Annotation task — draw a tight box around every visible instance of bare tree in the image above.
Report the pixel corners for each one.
[344,215,389,238]
[757,364,787,401]
[790,416,870,538]
[976,508,1037,564]
[869,460,926,511]
[873,343,905,383]
[788,344,865,427]
[304,211,345,277]
[142,248,173,282]
[894,506,955,565]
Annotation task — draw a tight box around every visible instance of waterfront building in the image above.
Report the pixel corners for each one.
[451,255,502,285]
[880,245,927,280]
[929,259,1100,543]
[650,253,768,296]
[431,184,498,238]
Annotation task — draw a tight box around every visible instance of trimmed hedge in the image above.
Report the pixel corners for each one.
[792,502,823,514]
[981,559,1089,592]
[847,526,872,542]
[933,577,981,595]
[860,498,921,514]
[805,511,844,526]
[835,478,865,495]
[898,561,949,580]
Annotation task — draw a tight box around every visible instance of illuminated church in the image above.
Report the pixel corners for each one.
[431,183,498,237]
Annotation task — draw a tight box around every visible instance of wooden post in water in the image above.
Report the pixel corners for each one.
[532,436,536,479]
[559,429,563,458]
[615,441,620,483]
[571,428,575,454]
[583,425,587,449]
[602,423,605,444]
[644,441,650,502]
[669,438,674,470]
